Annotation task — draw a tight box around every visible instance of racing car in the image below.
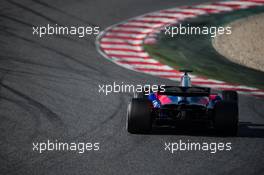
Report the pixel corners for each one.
[126,69,238,136]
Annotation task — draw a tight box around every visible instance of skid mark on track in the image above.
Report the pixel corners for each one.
[6,0,60,25]
[0,83,66,131]
[30,0,100,28]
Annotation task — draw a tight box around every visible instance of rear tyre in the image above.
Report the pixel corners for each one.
[222,90,238,103]
[134,92,148,99]
[214,101,238,136]
[127,98,152,134]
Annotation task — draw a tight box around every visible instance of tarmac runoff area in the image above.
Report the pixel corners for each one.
[213,13,264,72]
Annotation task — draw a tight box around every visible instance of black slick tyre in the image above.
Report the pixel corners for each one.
[222,90,238,103]
[214,101,238,136]
[133,92,148,99]
[127,98,152,134]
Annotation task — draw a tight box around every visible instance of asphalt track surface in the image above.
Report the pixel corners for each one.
[0,0,264,175]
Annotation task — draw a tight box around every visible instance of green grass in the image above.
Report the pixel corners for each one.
[145,6,264,89]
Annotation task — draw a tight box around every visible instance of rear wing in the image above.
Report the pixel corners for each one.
[158,86,210,97]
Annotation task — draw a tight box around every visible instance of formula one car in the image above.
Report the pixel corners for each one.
[126,70,238,136]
